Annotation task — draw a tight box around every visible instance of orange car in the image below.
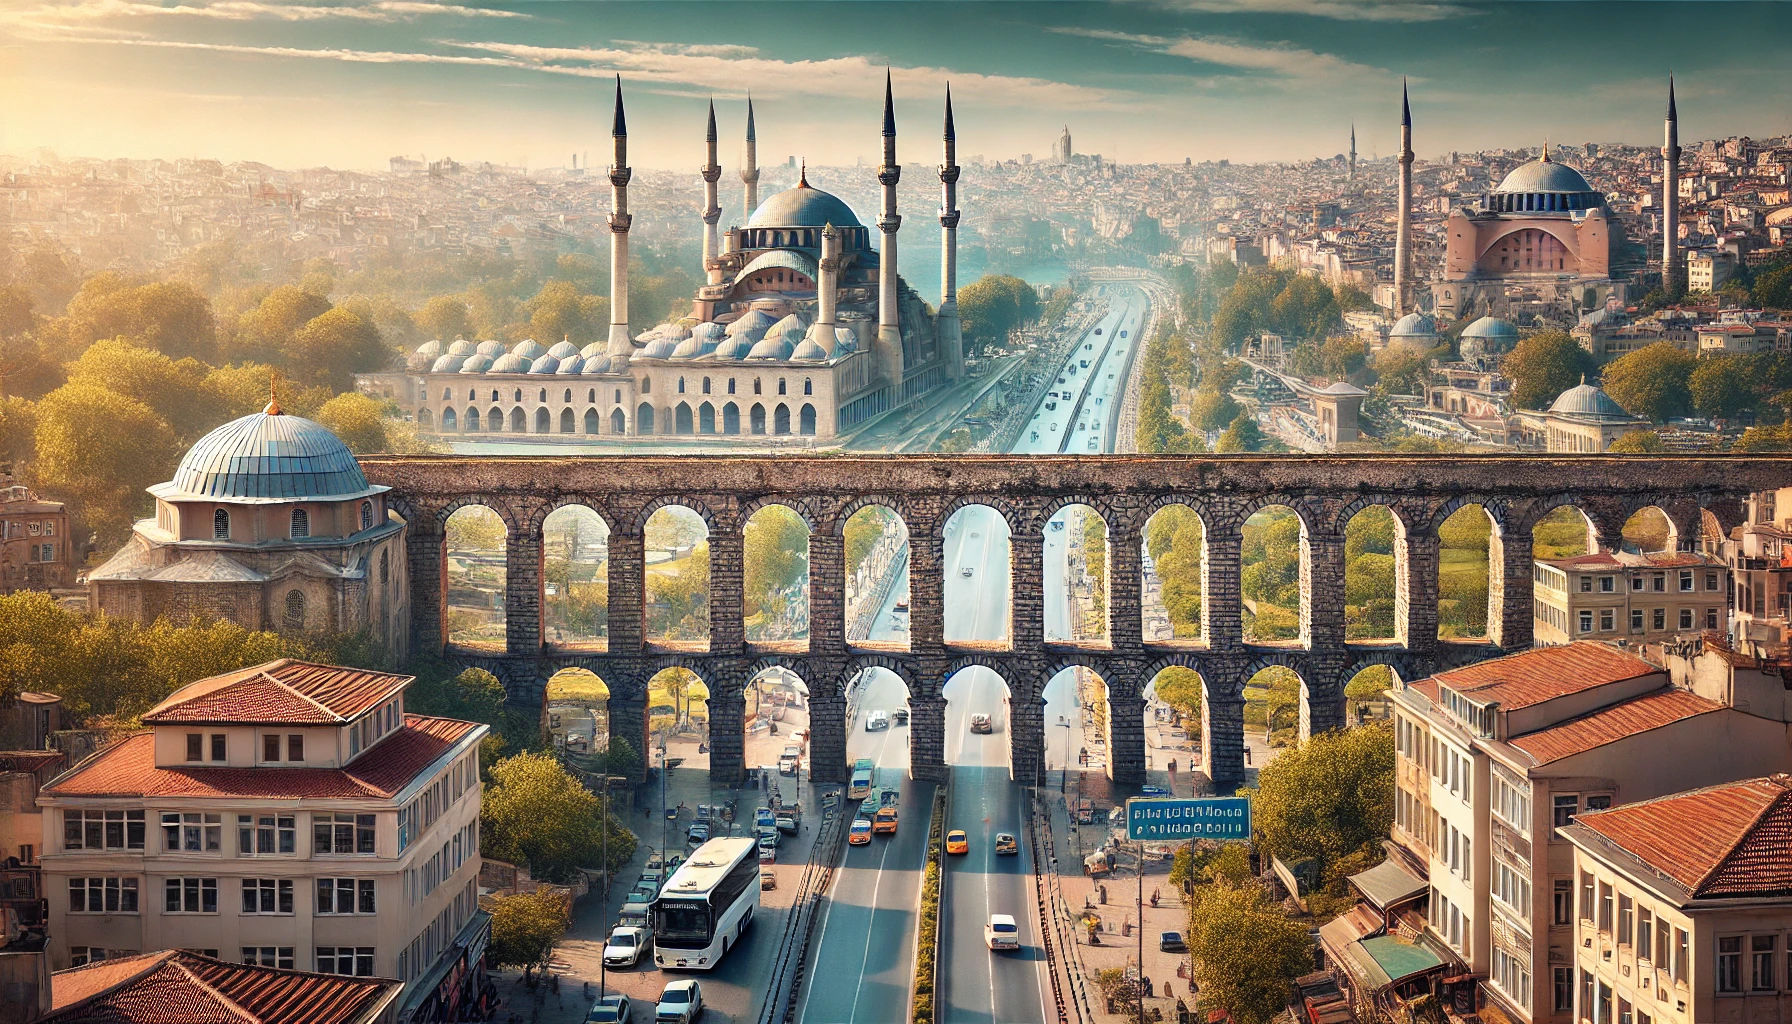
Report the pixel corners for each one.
[945,830,969,855]
[873,806,898,835]
[849,818,873,845]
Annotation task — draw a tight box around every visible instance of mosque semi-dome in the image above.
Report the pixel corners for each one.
[748,182,863,229]
[152,409,382,503]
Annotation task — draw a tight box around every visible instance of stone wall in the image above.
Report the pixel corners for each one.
[361,452,1785,789]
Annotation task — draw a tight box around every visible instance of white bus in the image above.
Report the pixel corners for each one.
[652,837,759,970]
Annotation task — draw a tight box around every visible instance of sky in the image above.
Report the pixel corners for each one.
[3,0,1790,173]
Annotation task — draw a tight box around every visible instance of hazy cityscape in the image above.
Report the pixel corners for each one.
[2,4,1792,1024]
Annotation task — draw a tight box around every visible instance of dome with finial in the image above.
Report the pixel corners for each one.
[546,340,580,360]
[747,165,863,228]
[554,355,585,374]
[474,340,505,358]
[152,409,379,504]
[1549,377,1637,420]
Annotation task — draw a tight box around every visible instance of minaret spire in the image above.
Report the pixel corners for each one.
[939,84,963,379]
[1349,122,1357,181]
[700,98,722,273]
[606,75,635,377]
[876,69,905,385]
[741,94,760,219]
[1662,74,1682,295]
[1394,78,1414,315]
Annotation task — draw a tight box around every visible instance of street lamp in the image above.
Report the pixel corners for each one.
[1061,718,1072,793]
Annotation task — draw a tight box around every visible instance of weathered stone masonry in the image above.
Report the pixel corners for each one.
[358,453,1789,790]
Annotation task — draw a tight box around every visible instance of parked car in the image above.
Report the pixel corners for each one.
[586,994,632,1024]
[985,914,1020,951]
[758,837,777,862]
[654,980,702,1024]
[1160,931,1187,953]
[779,746,801,775]
[686,823,709,846]
[603,926,653,968]
[994,833,1018,855]
[776,805,801,834]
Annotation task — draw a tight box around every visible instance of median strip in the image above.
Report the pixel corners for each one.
[910,784,948,1024]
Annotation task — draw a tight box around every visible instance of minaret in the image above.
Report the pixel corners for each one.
[605,76,633,370]
[741,95,760,221]
[875,70,905,384]
[701,99,722,273]
[818,223,840,330]
[938,85,964,378]
[1662,76,1682,295]
[1394,80,1414,315]
[1349,123,1357,181]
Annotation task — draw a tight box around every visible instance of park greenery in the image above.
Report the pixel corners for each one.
[1145,504,1204,638]
[480,749,636,883]
[956,274,1041,357]
[486,887,572,973]
[1185,876,1321,1024]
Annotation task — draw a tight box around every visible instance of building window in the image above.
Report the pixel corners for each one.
[238,814,296,855]
[315,813,377,855]
[69,877,139,913]
[1600,609,1615,632]
[1631,608,1644,631]
[1580,576,1593,593]
[213,509,230,539]
[1707,607,1720,629]
[803,378,813,396]
[1578,610,1594,634]
[1638,907,1654,960]
[701,377,711,395]
[165,877,219,914]
[289,734,304,761]
[753,378,762,395]
[186,733,202,761]
[163,812,221,852]
[641,377,650,394]
[1679,608,1694,630]
[243,947,294,970]
[290,508,310,539]
[71,947,137,967]
[241,878,293,915]
[1675,928,1689,984]
[317,878,376,915]
[1619,895,1633,945]
[1553,967,1573,1012]
[263,734,281,762]
[284,589,306,631]
[1680,570,1694,592]
[316,947,376,977]
[1579,871,1595,921]
[1632,575,1645,591]
[1555,794,1580,830]
[1653,608,1666,631]
[777,378,787,395]
[1600,576,1615,593]
[1754,935,1778,991]
[1718,936,1743,992]
[64,810,145,851]
[360,501,373,531]
[1553,879,1573,925]
[677,377,685,394]
[211,733,226,761]
[1653,574,1665,592]
[1598,881,1613,932]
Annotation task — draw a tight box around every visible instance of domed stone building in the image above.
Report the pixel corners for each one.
[87,400,410,658]
[1433,147,1623,320]
[1459,314,1519,370]
[1385,311,1439,353]
[1516,378,1650,452]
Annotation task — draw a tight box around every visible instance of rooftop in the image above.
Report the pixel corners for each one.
[149,410,385,505]
[1508,688,1722,765]
[1569,775,1792,900]
[1426,641,1660,711]
[45,949,400,1024]
[143,660,413,726]
[42,715,481,801]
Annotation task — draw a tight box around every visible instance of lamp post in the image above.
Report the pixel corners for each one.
[599,783,609,1005]
[1061,718,1071,793]
[659,746,668,871]
[1137,842,1146,1024]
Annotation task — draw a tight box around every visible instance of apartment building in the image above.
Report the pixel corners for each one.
[1559,775,1792,1024]
[1531,552,1727,646]
[1386,642,1792,1024]
[35,660,489,1020]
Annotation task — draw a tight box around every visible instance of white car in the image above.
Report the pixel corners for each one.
[866,710,890,732]
[603,926,652,968]
[986,913,1021,951]
[655,979,702,1023]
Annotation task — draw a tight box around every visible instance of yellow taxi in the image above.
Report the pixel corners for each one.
[873,806,899,835]
[945,830,969,855]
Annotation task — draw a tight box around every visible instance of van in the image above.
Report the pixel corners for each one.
[779,746,801,775]
[617,902,651,930]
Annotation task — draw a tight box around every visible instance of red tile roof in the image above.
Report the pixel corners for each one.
[142,661,412,726]
[45,949,399,1024]
[1427,642,1659,711]
[1508,689,1722,764]
[42,716,482,800]
[1575,775,1792,899]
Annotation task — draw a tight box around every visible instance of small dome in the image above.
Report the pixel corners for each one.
[527,354,561,374]
[715,334,752,360]
[582,354,614,375]
[413,339,444,360]
[1496,158,1596,195]
[459,354,495,374]
[1550,381,1636,420]
[489,353,532,374]
[447,338,477,356]
[555,355,585,374]
[474,340,506,358]
[834,327,858,352]
[430,353,468,374]
[670,332,718,360]
[747,334,796,360]
[694,322,727,343]
[546,340,580,359]
[580,342,607,361]
[1390,312,1437,338]
[747,181,863,228]
[640,337,679,360]
[766,313,807,344]
[511,339,546,360]
[725,310,777,337]
[1461,315,1519,342]
[790,338,828,362]
[154,411,381,504]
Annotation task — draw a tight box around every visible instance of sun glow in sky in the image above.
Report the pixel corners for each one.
[3,1,1786,171]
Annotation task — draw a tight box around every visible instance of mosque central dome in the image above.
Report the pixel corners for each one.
[1495,157,1596,195]
[747,180,863,229]
[152,410,383,503]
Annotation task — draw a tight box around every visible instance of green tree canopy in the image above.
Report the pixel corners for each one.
[52,274,218,361]
[1503,330,1594,410]
[415,295,474,342]
[287,307,388,391]
[1216,412,1264,453]
[1250,722,1394,869]
[1601,341,1696,423]
[487,888,570,972]
[743,505,809,626]
[32,381,180,542]
[957,274,1041,355]
[1186,881,1315,1024]
[1688,354,1757,421]
[481,750,635,883]
[1151,667,1204,719]
[313,392,392,454]
[1608,429,1667,454]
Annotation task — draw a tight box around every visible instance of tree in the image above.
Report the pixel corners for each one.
[416,295,474,342]
[406,666,507,728]
[1185,881,1314,1024]
[1503,330,1594,410]
[62,338,214,442]
[313,392,391,454]
[1754,260,1792,310]
[1149,505,1204,636]
[1152,667,1204,720]
[1250,722,1394,869]
[1189,388,1242,432]
[232,285,332,363]
[0,397,34,467]
[743,506,808,624]
[486,888,570,972]
[32,382,180,543]
[1688,354,1757,421]
[287,307,388,391]
[481,750,634,883]
[1371,347,1428,398]
[956,274,1040,355]
[1216,413,1264,453]
[1608,429,1667,454]
[1602,342,1696,423]
[523,280,607,346]
[53,275,217,361]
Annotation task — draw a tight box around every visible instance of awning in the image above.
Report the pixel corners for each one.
[1348,858,1428,912]
[1360,935,1447,985]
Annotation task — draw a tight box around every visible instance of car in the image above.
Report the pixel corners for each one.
[654,980,702,1024]
[1160,930,1188,953]
[893,707,909,725]
[758,839,777,862]
[603,926,653,968]
[969,713,993,734]
[872,806,898,835]
[755,807,775,829]
[778,746,802,775]
[866,710,890,732]
[985,914,1021,951]
[1140,785,1170,797]
[685,823,709,846]
[946,830,969,855]
[1095,327,1103,335]
[627,884,658,905]
[994,833,1019,856]
[1088,439,1099,451]
[895,597,910,611]
[760,869,777,890]
[960,567,974,578]
[586,994,632,1024]
[849,818,873,845]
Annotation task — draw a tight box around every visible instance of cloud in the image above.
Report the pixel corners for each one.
[1145,0,1469,22]
[1054,27,1382,81]
[3,0,525,24]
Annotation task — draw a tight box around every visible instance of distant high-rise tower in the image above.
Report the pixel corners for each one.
[1349,123,1357,181]
[606,76,634,372]
[1662,76,1682,294]
[1394,81,1414,314]
[876,70,905,385]
[741,95,760,220]
[700,100,722,271]
[938,85,963,379]
[1055,124,1073,164]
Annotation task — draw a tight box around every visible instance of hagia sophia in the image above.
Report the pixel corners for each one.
[395,75,965,442]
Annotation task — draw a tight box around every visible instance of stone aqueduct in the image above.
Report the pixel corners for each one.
[358,453,1791,788]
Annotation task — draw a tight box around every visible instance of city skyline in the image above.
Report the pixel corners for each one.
[3,0,1790,172]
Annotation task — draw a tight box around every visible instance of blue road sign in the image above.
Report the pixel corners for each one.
[1125,797,1250,842]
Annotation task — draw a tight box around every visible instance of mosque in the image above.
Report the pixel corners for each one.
[399,75,965,442]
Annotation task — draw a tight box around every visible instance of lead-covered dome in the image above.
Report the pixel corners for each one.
[1390,312,1437,338]
[748,182,862,229]
[1461,315,1519,342]
[489,353,531,374]
[1549,381,1635,419]
[152,410,382,504]
[1496,158,1595,195]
